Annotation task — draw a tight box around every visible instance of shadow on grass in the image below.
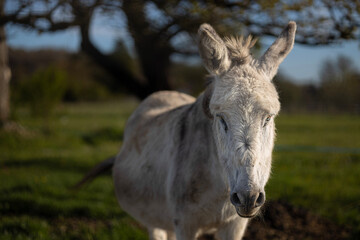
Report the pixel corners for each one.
[1,157,107,174]
[0,194,127,220]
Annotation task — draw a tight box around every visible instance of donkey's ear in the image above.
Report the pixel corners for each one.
[260,21,296,79]
[197,24,231,75]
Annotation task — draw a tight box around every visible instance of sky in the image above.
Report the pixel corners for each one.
[5,17,360,85]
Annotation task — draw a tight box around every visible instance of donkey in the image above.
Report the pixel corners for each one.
[76,22,296,240]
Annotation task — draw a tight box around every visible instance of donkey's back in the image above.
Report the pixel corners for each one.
[124,91,195,140]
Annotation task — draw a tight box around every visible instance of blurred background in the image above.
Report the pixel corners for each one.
[0,0,359,239]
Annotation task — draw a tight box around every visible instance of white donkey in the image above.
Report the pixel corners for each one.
[76,22,296,240]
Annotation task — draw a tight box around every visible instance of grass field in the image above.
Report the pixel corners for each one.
[1,99,359,239]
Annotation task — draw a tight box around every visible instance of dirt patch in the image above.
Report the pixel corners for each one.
[49,200,351,239]
[245,200,350,240]
[200,200,351,240]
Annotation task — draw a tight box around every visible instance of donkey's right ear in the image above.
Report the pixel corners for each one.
[197,24,231,75]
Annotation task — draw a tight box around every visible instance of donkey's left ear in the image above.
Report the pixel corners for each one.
[259,21,296,79]
[197,24,231,75]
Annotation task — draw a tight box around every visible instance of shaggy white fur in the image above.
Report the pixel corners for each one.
[111,22,296,240]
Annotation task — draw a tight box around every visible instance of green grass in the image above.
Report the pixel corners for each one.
[1,100,360,239]
[0,98,146,240]
[275,114,360,148]
[268,113,360,237]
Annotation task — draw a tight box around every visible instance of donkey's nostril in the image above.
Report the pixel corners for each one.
[230,193,241,206]
[255,192,265,207]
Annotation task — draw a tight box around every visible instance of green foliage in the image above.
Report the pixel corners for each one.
[63,54,111,101]
[0,100,359,238]
[9,49,360,115]
[64,78,109,102]
[19,66,67,118]
[9,50,112,103]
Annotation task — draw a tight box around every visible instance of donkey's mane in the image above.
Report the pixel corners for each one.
[224,35,257,65]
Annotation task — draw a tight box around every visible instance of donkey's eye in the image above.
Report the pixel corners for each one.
[216,114,228,132]
[263,115,272,127]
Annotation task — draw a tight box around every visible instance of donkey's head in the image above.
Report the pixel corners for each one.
[198,22,296,218]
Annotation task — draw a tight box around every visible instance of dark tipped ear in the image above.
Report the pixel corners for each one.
[259,21,296,79]
[197,24,231,75]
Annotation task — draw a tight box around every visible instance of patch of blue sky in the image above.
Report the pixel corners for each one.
[278,40,360,84]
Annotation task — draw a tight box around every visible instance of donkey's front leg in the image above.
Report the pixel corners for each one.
[215,217,249,240]
[174,228,197,240]
[148,228,168,240]
[173,219,197,240]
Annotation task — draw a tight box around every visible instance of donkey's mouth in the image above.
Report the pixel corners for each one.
[235,207,258,218]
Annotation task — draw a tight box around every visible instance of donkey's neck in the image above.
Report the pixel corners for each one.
[191,93,212,123]
[179,92,226,182]
[178,92,231,199]
[181,92,214,145]
[177,92,215,157]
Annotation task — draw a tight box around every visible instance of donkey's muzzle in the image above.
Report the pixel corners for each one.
[230,190,265,217]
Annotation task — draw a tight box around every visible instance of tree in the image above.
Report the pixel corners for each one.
[319,55,360,113]
[0,0,11,127]
[1,0,360,99]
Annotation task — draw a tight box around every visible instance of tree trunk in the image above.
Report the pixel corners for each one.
[79,23,152,99]
[137,42,172,93]
[0,0,11,127]
[123,0,173,94]
[70,0,174,100]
